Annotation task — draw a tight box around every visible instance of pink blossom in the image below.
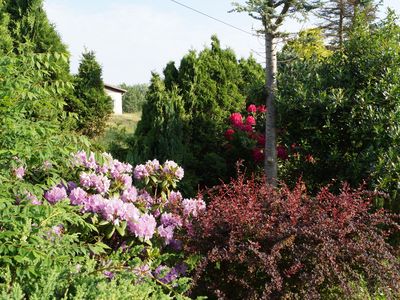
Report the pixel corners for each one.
[247,104,257,113]
[245,115,256,126]
[277,145,289,160]
[158,225,175,245]
[224,128,235,141]
[229,112,243,127]
[257,105,267,113]
[133,164,149,179]
[182,198,206,217]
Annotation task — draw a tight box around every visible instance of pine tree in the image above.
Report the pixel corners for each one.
[316,0,379,47]
[72,51,113,137]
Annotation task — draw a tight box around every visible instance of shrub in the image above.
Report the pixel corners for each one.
[276,13,400,211]
[187,171,400,299]
[129,36,265,195]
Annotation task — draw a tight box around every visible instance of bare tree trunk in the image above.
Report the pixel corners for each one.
[264,31,277,186]
[339,0,344,47]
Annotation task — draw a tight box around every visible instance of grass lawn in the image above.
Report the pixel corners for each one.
[106,112,142,134]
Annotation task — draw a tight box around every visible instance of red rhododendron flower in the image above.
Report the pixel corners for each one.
[256,134,266,146]
[277,145,288,160]
[257,105,267,113]
[241,124,253,132]
[247,104,257,113]
[252,148,264,163]
[224,128,235,140]
[245,115,256,126]
[229,113,243,127]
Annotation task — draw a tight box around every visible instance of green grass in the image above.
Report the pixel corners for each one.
[106,112,142,134]
[93,112,141,154]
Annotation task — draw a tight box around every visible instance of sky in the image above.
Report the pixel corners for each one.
[44,0,400,85]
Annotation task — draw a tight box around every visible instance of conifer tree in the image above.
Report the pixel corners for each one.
[316,0,379,47]
[72,51,113,137]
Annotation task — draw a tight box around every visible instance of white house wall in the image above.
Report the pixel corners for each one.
[105,89,123,115]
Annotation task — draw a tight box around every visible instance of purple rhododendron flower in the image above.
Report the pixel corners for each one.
[45,186,67,204]
[69,187,87,205]
[182,198,206,217]
[168,191,183,203]
[82,194,105,213]
[158,224,175,245]
[160,212,182,228]
[14,166,25,179]
[128,213,156,240]
[103,271,114,279]
[133,164,149,179]
[121,186,138,202]
[25,192,41,205]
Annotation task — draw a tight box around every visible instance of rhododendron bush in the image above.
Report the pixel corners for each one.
[224,104,317,180]
[2,149,204,298]
[42,151,204,280]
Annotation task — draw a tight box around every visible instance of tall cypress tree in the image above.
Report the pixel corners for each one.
[72,51,113,137]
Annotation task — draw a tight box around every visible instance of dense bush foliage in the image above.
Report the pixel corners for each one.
[276,14,400,211]
[187,172,400,299]
[120,83,148,113]
[129,36,264,194]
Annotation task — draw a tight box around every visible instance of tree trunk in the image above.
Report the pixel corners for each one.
[339,0,344,47]
[264,31,277,186]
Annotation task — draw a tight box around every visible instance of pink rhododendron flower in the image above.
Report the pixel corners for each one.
[245,115,256,126]
[158,224,175,244]
[229,112,243,127]
[247,104,257,113]
[256,134,266,146]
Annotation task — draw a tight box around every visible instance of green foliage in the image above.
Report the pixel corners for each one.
[282,28,332,59]
[70,51,113,137]
[129,36,264,194]
[276,13,400,211]
[120,83,148,113]
[3,0,68,54]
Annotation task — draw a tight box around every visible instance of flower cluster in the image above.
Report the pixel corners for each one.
[41,152,205,245]
[224,104,297,164]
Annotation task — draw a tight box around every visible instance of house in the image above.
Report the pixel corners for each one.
[104,84,127,115]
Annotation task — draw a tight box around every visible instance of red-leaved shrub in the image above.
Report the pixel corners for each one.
[186,173,400,299]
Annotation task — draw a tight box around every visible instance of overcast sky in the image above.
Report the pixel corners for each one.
[44,0,400,85]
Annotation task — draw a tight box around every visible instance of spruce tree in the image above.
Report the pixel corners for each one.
[316,0,379,47]
[72,51,113,137]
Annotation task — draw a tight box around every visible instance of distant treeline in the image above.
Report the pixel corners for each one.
[119,83,148,113]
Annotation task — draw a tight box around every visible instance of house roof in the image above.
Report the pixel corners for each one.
[104,84,127,94]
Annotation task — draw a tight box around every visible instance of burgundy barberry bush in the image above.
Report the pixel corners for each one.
[187,173,400,299]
